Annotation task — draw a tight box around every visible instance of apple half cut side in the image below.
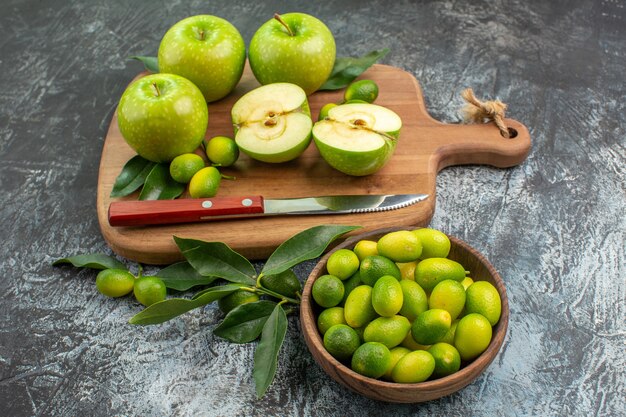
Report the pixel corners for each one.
[312,103,402,176]
[231,83,313,163]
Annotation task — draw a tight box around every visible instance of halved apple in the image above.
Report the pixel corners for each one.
[231,83,312,163]
[312,103,402,176]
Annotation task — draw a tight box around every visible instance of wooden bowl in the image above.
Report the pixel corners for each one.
[300,227,509,403]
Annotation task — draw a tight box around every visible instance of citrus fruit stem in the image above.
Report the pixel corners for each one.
[136,264,143,279]
[219,173,237,180]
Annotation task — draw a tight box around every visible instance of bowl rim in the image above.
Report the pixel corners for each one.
[299,226,509,402]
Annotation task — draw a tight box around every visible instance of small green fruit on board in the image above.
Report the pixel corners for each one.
[158,15,246,103]
[231,83,313,163]
[312,103,402,176]
[117,73,208,163]
[249,13,336,95]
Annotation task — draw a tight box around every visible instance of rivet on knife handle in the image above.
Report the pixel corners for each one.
[108,196,265,227]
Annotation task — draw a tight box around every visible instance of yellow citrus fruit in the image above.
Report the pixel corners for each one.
[377,231,423,262]
[188,166,221,198]
[414,258,466,291]
[428,342,461,378]
[372,275,404,317]
[344,285,378,328]
[351,342,391,379]
[465,281,502,326]
[312,274,344,308]
[383,346,411,381]
[95,269,135,298]
[440,319,459,345]
[454,313,493,361]
[399,279,429,321]
[218,289,260,314]
[133,276,166,307]
[461,276,474,290]
[429,279,466,320]
[363,315,411,348]
[169,153,205,184]
[317,307,347,335]
[205,135,239,167]
[391,350,435,383]
[360,255,401,286]
[411,308,452,345]
[341,271,362,304]
[327,249,360,280]
[396,261,417,281]
[353,240,378,261]
[401,331,431,351]
[318,102,338,120]
[412,228,451,259]
[324,324,361,361]
[344,79,379,103]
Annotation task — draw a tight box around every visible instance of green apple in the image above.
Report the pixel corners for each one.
[231,83,312,163]
[158,15,246,102]
[249,13,336,95]
[117,73,208,163]
[312,103,402,176]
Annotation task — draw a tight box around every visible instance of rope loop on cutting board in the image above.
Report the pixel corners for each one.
[461,88,510,138]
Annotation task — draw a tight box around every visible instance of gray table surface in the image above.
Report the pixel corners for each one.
[1,0,624,416]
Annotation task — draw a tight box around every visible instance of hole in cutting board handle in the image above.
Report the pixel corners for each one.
[502,127,518,139]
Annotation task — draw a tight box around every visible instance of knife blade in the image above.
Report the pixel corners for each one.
[107,193,429,227]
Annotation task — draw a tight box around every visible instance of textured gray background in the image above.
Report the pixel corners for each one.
[1,0,624,416]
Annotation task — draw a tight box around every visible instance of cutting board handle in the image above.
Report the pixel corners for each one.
[425,117,531,171]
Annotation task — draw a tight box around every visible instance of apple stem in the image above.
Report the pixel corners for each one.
[151,82,161,97]
[274,13,294,36]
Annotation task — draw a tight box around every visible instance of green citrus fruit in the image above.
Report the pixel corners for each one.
[461,276,474,290]
[383,346,411,381]
[372,275,403,317]
[205,135,239,167]
[133,276,167,307]
[454,313,493,361]
[351,342,391,379]
[353,240,379,261]
[411,308,452,345]
[391,350,435,383]
[344,285,378,328]
[317,307,346,335]
[363,315,411,348]
[377,230,423,262]
[360,255,401,286]
[465,281,502,326]
[169,153,205,184]
[324,324,361,361]
[260,269,302,298]
[414,258,466,291]
[318,102,338,120]
[428,342,461,378]
[312,274,344,308]
[327,249,360,280]
[400,331,431,351]
[218,289,260,313]
[429,279,466,320]
[344,79,379,103]
[398,279,429,322]
[95,269,135,298]
[396,261,417,281]
[341,271,362,304]
[440,319,459,345]
[411,228,451,259]
[188,166,221,198]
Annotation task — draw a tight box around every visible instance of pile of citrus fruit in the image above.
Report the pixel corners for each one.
[312,228,502,383]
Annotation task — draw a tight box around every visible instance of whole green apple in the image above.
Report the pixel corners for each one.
[158,15,246,102]
[312,103,402,176]
[249,13,336,95]
[117,73,208,163]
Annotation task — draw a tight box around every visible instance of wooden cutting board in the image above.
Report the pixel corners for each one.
[97,64,531,264]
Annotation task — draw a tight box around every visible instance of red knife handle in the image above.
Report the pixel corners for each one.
[108,196,265,227]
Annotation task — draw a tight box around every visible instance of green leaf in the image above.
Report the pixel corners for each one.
[319,48,390,91]
[261,225,361,277]
[129,284,241,325]
[129,56,159,73]
[52,253,127,270]
[156,261,217,291]
[139,163,185,200]
[110,155,156,198]
[253,304,288,398]
[174,237,257,286]
[213,300,277,343]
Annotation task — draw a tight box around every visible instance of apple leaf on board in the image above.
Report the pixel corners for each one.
[138,163,185,200]
[110,155,156,197]
[130,56,159,73]
[319,48,390,90]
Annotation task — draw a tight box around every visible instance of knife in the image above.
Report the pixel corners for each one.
[107,193,429,227]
